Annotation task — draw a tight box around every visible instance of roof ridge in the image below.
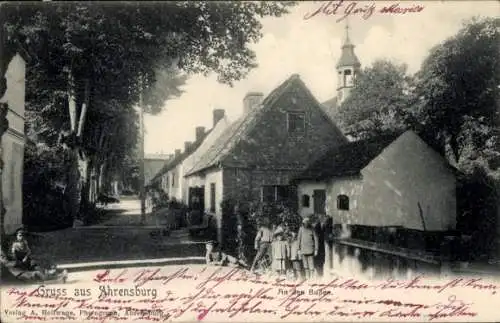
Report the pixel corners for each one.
[186,75,300,176]
[150,130,210,183]
[292,78,347,143]
[195,117,246,172]
[293,132,402,181]
[183,121,226,175]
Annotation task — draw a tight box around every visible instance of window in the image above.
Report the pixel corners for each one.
[337,194,349,210]
[262,186,275,203]
[171,173,175,187]
[345,69,353,86]
[210,183,216,213]
[302,194,310,207]
[276,186,290,202]
[287,112,306,134]
[261,185,291,203]
[164,175,169,189]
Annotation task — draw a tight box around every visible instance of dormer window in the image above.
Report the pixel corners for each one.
[287,112,305,134]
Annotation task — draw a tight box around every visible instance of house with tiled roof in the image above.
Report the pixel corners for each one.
[293,130,458,279]
[182,111,230,207]
[184,74,347,223]
[293,130,457,231]
[149,109,227,203]
[321,23,361,121]
[144,153,172,185]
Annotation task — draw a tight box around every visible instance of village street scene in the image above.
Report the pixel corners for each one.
[0,1,499,322]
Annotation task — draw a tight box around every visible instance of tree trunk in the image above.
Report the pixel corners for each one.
[66,149,82,227]
[66,74,90,227]
[89,161,98,204]
[97,161,105,197]
[80,155,93,220]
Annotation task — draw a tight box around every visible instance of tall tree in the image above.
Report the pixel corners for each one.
[4,1,296,226]
[413,17,500,178]
[336,59,414,140]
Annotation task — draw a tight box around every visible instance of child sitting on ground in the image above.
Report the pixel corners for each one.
[6,228,68,282]
[205,241,248,268]
[11,228,37,271]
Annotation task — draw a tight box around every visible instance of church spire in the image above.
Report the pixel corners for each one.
[337,18,360,68]
[336,19,361,104]
[343,18,352,47]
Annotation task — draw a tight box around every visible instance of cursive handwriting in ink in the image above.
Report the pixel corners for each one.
[3,268,497,321]
[133,267,195,287]
[280,303,323,319]
[93,269,128,283]
[195,267,243,290]
[304,0,376,22]
[379,3,425,15]
[463,278,498,294]
[304,0,344,20]
[196,301,218,321]
[304,0,424,22]
[428,295,477,321]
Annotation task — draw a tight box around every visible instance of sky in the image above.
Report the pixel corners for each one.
[144,0,499,155]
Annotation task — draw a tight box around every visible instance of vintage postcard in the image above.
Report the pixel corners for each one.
[1,0,499,322]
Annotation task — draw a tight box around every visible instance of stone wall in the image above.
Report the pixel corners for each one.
[1,53,26,234]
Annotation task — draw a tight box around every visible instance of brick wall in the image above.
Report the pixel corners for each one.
[224,80,346,170]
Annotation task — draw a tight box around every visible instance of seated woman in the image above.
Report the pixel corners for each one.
[3,228,67,282]
[205,241,248,268]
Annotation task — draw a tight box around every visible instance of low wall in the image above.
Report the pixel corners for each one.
[324,238,450,280]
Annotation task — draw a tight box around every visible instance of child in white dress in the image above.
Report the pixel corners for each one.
[272,229,289,277]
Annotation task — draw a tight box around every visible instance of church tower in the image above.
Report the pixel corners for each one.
[336,21,361,104]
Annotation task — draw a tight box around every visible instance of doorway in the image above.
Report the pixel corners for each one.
[313,189,326,214]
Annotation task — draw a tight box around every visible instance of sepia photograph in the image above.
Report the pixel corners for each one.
[0,0,499,322]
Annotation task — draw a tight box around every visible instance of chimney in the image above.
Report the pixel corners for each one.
[195,126,205,142]
[175,149,181,157]
[243,92,264,114]
[184,141,192,152]
[213,109,225,127]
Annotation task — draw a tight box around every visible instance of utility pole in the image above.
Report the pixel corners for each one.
[138,74,146,224]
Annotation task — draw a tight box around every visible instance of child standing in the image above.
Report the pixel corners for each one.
[288,231,302,280]
[250,218,273,273]
[272,228,289,277]
[297,216,318,280]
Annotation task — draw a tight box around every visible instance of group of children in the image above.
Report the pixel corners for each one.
[251,215,319,280]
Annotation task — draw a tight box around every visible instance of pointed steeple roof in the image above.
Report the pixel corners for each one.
[336,20,361,69]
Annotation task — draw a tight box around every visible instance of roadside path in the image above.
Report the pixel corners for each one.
[28,198,207,270]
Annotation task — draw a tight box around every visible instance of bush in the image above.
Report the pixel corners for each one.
[456,167,499,260]
[247,201,301,231]
[220,199,238,253]
[23,144,73,231]
[152,190,169,210]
